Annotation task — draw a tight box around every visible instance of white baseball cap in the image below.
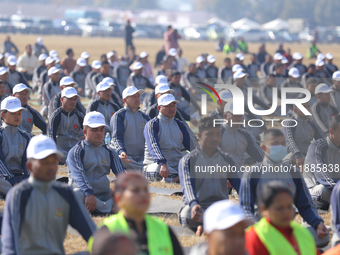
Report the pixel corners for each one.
[1,96,27,112]
[315,83,332,94]
[233,70,247,80]
[122,86,145,99]
[273,53,283,61]
[107,51,115,59]
[60,76,75,87]
[196,56,205,63]
[139,51,148,58]
[155,75,168,85]
[13,83,32,94]
[91,60,101,69]
[48,66,59,76]
[36,37,43,45]
[0,67,8,75]
[317,53,325,60]
[315,59,325,67]
[326,53,333,60]
[49,50,58,58]
[27,135,63,160]
[203,200,248,234]
[61,87,78,98]
[39,53,47,61]
[45,56,55,66]
[81,51,90,59]
[76,58,87,67]
[236,53,245,61]
[83,111,109,128]
[232,64,243,73]
[133,62,143,70]
[7,55,17,66]
[288,67,300,78]
[207,55,216,63]
[54,57,60,64]
[218,90,232,102]
[168,48,177,56]
[102,77,116,86]
[96,81,113,92]
[332,71,340,81]
[281,57,288,64]
[292,52,303,60]
[158,94,179,106]
[155,84,173,95]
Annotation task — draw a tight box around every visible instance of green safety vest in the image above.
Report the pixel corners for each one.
[307,44,319,58]
[250,217,317,255]
[223,44,235,54]
[238,41,247,52]
[89,211,173,255]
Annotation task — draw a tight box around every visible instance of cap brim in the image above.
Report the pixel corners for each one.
[86,123,109,128]
[290,74,300,78]
[63,94,79,99]
[156,89,174,94]
[97,86,113,92]
[205,215,249,234]
[29,149,63,160]
[5,107,27,112]
[14,87,32,94]
[8,62,16,65]
[124,89,145,99]
[0,71,8,75]
[159,99,180,106]
[92,64,101,69]
[317,89,332,94]
[60,82,75,87]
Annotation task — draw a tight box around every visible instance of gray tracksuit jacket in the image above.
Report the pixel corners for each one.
[84,70,98,98]
[48,92,85,120]
[143,113,197,167]
[281,79,304,99]
[48,107,84,157]
[311,102,339,134]
[67,140,125,198]
[18,104,47,134]
[0,123,30,185]
[1,176,96,255]
[42,80,61,110]
[70,70,86,91]
[8,69,29,87]
[126,73,154,90]
[304,136,340,190]
[331,85,340,111]
[111,106,150,159]
[87,98,120,133]
[32,65,46,89]
[113,65,131,92]
[257,84,281,106]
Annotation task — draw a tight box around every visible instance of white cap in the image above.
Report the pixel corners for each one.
[168,48,177,56]
[4,53,11,58]
[27,135,63,160]
[61,87,78,98]
[273,53,283,60]
[317,53,325,60]
[107,51,115,59]
[36,37,43,45]
[155,84,173,95]
[207,55,216,63]
[39,53,47,61]
[281,57,288,64]
[236,53,245,61]
[155,75,168,85]
[122,86,145,99]
[0,54,3,59]
[133,62,143,70]
[203,200,248,234]
[139,51,148,58]
[91,60,101,69]
[332,71,340,81]
[54,57,60,64]
[48,66,59,76]
[96,81,113,92]
[292,52,303,60]
[232,64,243,73]
[49,50,58,58]
[81,51,90,59]
[13,83,32,94]
[233,70,247,80]
[157,93,179,106]
[288,67,300,78]
[7,55,17,66]
[102,77,116,86]
[1,96,27,112]
[196,56,205,63]
[83,111,109,128]
[76,58,87,67]
[315,83,332,94]
[60,76,75,87]
[218,90,232,102]
[45,56,55,66]
[315,59,325,67]
[326,53,333,60]
[0,67,8,75]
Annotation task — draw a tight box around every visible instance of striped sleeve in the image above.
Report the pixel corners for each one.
[309,119,326,140]
[239,169,259,222]
[331,181,340,239]
[48,108,62,142]
[282,120,302,159]
[240,129,265,163]
[311,103,328,134]
[106,145,126,175]
[110,109,126,155]
[175,118,198,151]
[27,105,47,134]
[0,129,15,183]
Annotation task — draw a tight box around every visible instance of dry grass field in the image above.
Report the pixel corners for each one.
[1,33,339,253]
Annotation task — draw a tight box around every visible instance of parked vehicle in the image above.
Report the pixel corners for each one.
[11,15,39,34]
[34,18,58,35]
[0,16,16,34]
[227,29,274,42]
[183,26,209,40]
[77,18,105,37]
[101,21,124,37]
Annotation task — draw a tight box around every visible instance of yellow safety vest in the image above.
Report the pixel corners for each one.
[307,45,319,58]
[89,211,173,255]
[223,44,235,54]
[250,217,317,255]
[238,41,247,52]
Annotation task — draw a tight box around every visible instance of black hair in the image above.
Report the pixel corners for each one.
[308,64,316,69]
[25,44,32,49]
[306,78,317,86]
[224,57,231,62]
[0,80,4,84]
[329,115,340,131]
[189,63,196,68]
[66,48,73,56]
[264,128,284,139]
[171,71,181,78]
[267,74,276,78]
[101,60,109,66]
[275,63,283,69]
[198,116,218,133]
[260,181,293,209]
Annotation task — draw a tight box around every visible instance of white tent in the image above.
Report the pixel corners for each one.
[231,18,261,30]
[207,17,230,27]
[261,18,289,31]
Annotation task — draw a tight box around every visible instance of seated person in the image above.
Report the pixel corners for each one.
[13,83,47,135]
[331,71,340,111]
[41,66,60,118]
[311,83,339,135]
[257,74,281,114]
[208,89,232,119]
[48,87,84,164]
[330,180,340,247]
[142,74,167,112]
[143,94,197,182]
[218,57,233,84]
[7,55,30,88]
[305,78,318,107]
[205,55,218,80]
[85,60,101,98]
[67,111,125,214]
[0,96,30,196]
[1,135,96,255]
[70,57,87,96]
[111,86,150,171]
[0,67,14,96]
[281,67,304,99]
[239,129,329,247]
[0,80,6,103]
[126,62,154,100]
[178,116,240,233]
